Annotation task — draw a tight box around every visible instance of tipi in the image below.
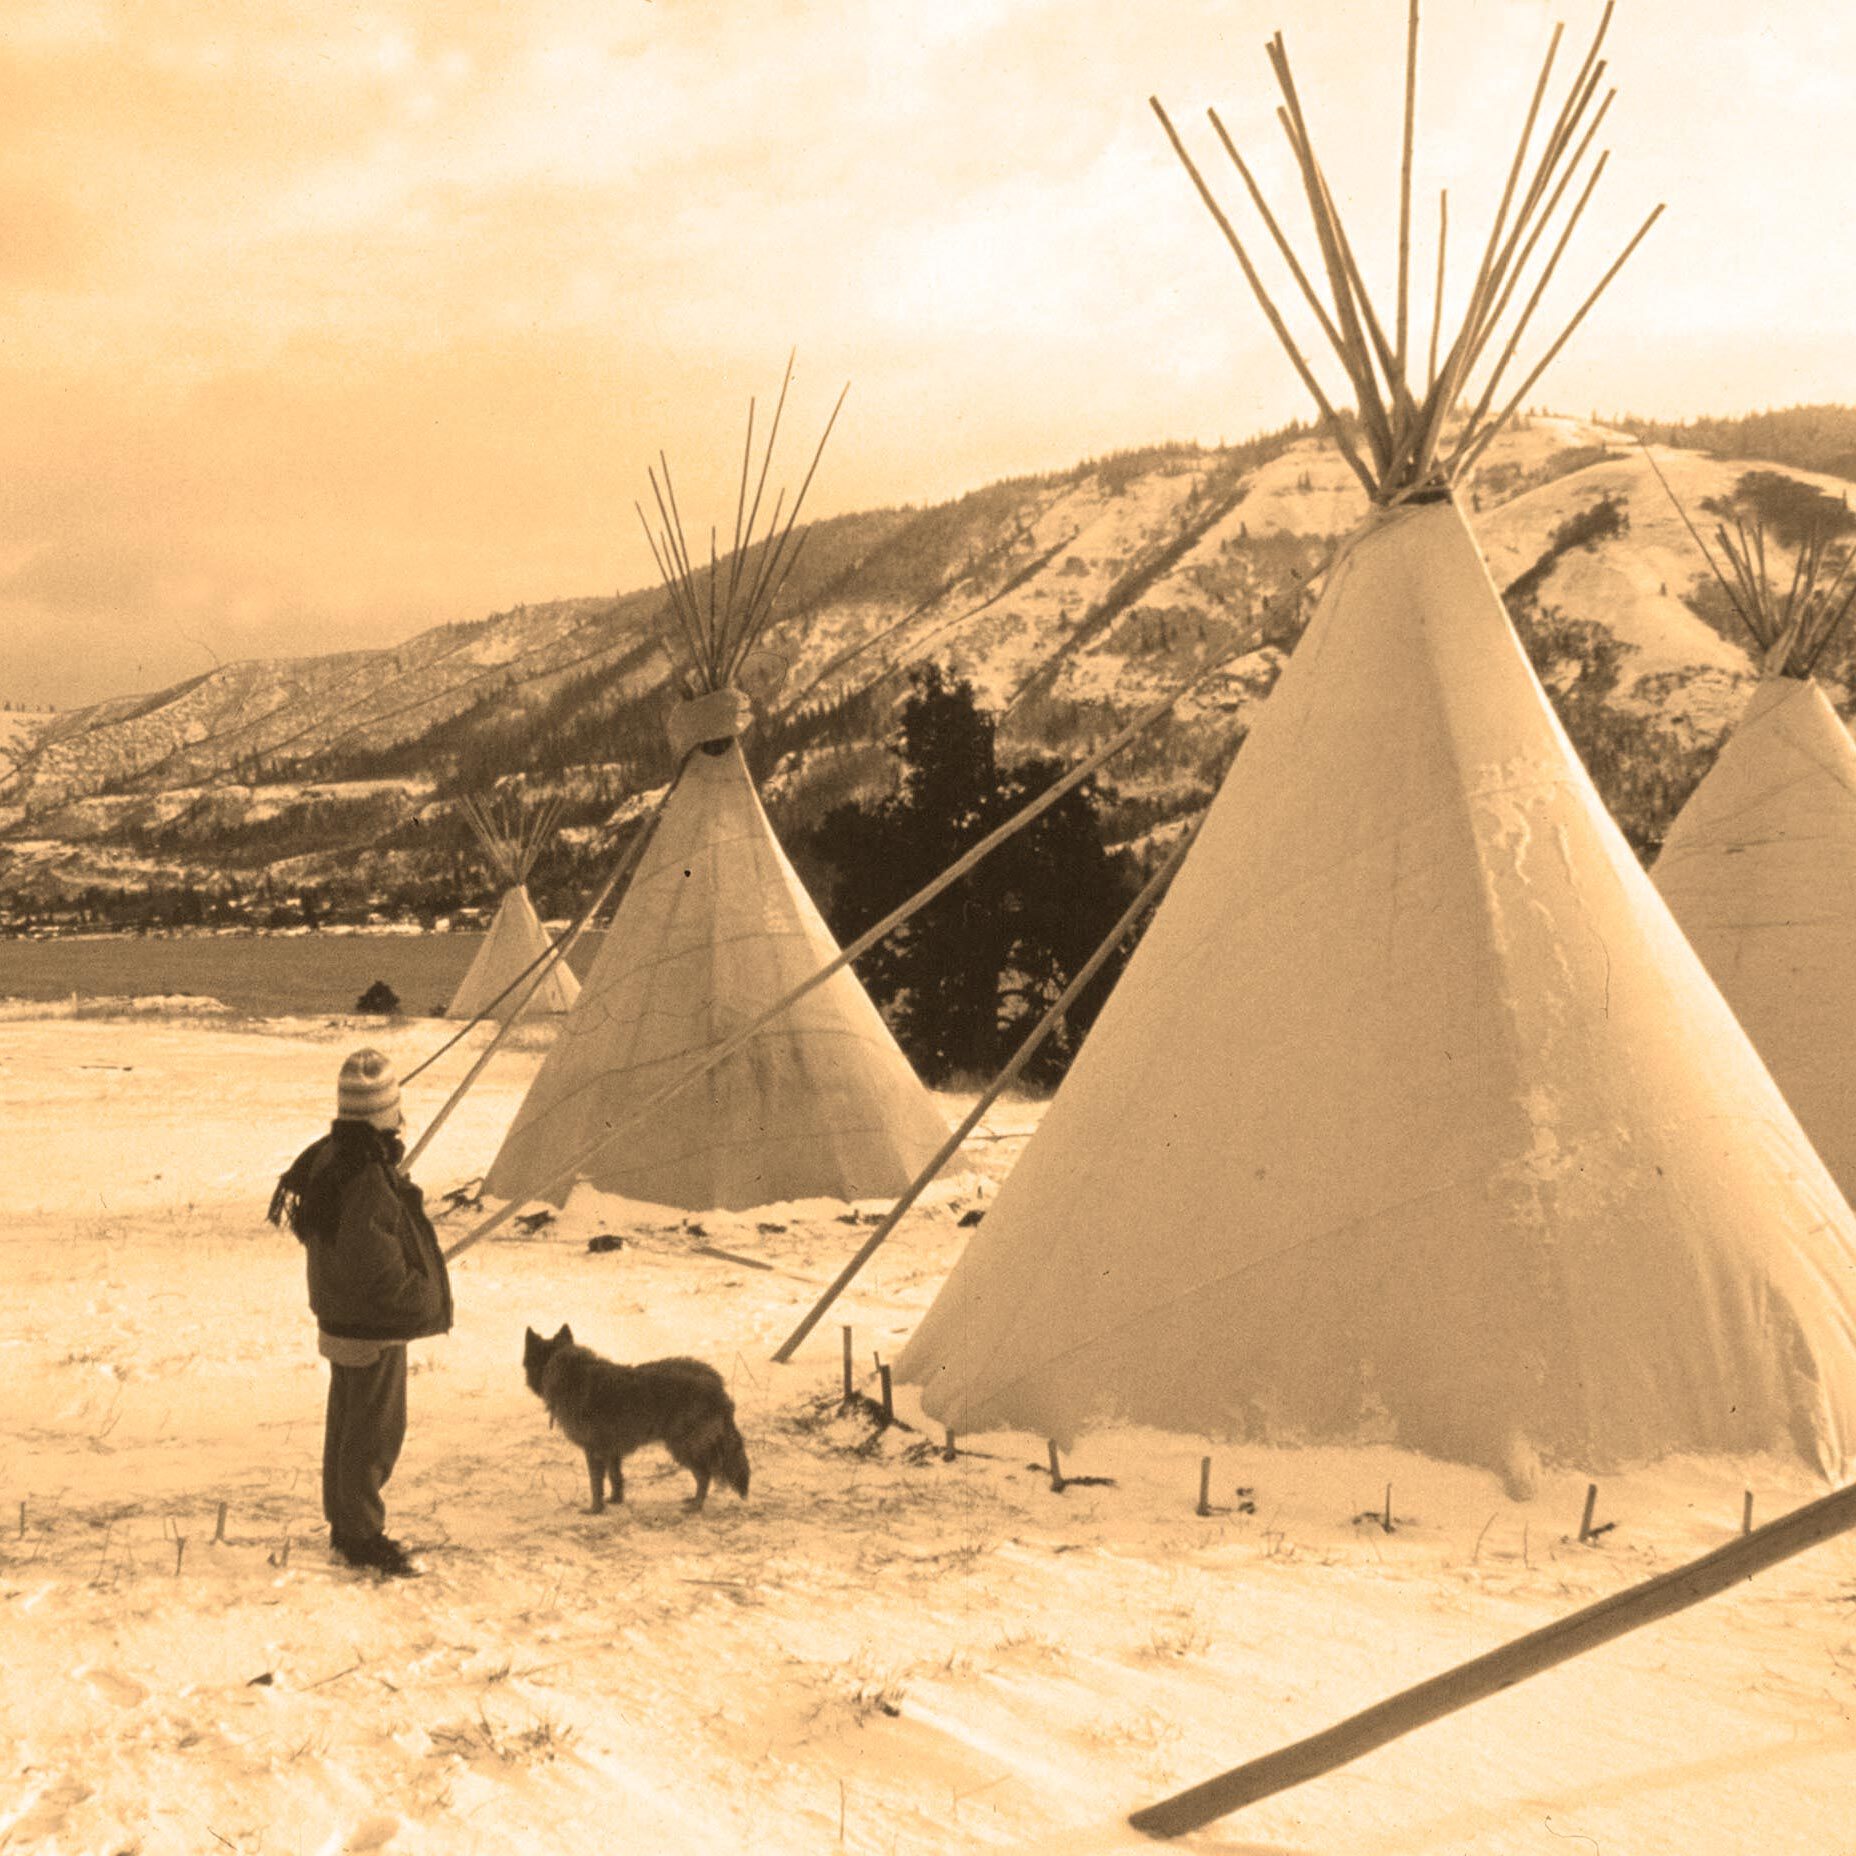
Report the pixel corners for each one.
[485,366,949,1212]
[446,793,582,1022]
[898,5,1856,1481]
[1652,500,1856,1205]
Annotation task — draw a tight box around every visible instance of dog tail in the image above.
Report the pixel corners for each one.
[717,1420,751,1499]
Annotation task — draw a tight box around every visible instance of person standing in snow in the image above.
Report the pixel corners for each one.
[268,1048,453,1578]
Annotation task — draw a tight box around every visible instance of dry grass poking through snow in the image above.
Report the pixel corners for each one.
[3,1012,1856,1853]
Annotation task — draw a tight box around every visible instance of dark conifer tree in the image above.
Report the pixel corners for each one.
[813,664,1138,1084]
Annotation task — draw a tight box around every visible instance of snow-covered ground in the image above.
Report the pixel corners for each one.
[4,1008,1854,1854]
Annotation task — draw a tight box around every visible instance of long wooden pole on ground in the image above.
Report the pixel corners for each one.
[437,613,1308,1266]
[770,819,1200,1365]
[1128,1477,1856,1839]
[403,776,681,1170]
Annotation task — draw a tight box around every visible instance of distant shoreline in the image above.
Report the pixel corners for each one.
[0,926,604,1019]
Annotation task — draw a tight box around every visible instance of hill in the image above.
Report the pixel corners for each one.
[1617,403,1856,482]
[4,410,1853,929]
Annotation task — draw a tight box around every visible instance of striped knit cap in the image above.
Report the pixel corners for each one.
[336,1048,402,1129]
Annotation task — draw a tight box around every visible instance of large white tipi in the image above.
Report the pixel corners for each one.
[446,794,581,1022]
[1652,502,1856,1206]
[898,7,1856,1481]
[485,368,948,1212]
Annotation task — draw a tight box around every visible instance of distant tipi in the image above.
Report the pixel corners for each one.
[485,364,949,1212]
[1652,495,1856,1206]
[898,6,1856,1481]
[446,793,581,1022]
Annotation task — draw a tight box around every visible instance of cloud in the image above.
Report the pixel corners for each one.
[0,178,97,287]
[4,0,1856,707]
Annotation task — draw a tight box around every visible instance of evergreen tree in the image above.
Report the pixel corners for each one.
[812,665,1138,1084]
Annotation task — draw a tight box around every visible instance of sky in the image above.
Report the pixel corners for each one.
[3,0,1853,709]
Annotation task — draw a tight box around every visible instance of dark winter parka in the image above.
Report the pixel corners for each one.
[271,1122,454,1343]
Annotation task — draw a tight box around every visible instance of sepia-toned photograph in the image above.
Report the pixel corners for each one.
[3,1,1854,1849]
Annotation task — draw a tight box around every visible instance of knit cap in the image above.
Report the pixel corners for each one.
[336,1048,403,1129]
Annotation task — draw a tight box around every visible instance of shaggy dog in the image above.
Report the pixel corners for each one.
[523,1324,750,1513]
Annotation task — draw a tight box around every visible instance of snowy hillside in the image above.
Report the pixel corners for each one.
[0,599,655,819]
[0,709,54,776]
[8,413,1855,912]
[1475,445,1846,737]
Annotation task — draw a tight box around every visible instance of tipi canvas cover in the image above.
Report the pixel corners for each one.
[1654,672,1856,1205]
[447,883,581,1022]
[898,497,1856,1477]
[484,725,949,1212]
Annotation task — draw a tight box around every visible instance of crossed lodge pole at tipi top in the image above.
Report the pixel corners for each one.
[1641,443,1856,1212]
[897,0,1856,1495]
[395,348,848,1150]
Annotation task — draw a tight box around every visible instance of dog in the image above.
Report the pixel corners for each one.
[522,1324,750,1514]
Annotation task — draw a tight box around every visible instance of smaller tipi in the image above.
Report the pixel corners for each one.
[484,363,949,1211]
[1653,498,1856,1205]
[446,793,582,1022]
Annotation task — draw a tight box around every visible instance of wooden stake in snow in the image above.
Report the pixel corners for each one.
[1197,1458,1213,1518]
[1128,1479,1856,1838]
[16,1499,23,1540]
[213,1501,227,1545]
[1743,1490,1754,1536]
[877,1363,894,1427]
[1578,1482,1599,1542]
[1048,1441,1066,1494]
[943,1428,957,1462]
[841,1326,854,1404]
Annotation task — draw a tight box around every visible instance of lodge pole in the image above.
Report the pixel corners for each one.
[1129,1480,1856,1838]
